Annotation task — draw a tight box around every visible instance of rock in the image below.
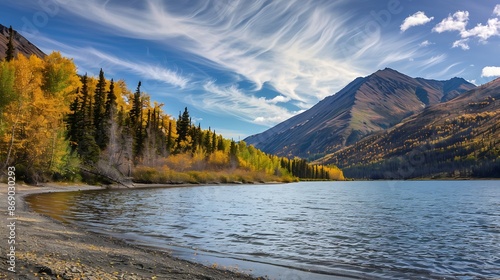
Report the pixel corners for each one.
[36,266,53,275]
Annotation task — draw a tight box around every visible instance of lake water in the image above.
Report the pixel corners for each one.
[27,181,500,279]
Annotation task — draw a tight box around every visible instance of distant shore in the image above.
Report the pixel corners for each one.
[0,182,261,279]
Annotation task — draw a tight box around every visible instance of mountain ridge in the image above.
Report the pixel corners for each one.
[0,23,46,60]
[315,77,500,178]
[245,68,476,159]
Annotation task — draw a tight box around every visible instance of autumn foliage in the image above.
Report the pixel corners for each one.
[0,52,344,184]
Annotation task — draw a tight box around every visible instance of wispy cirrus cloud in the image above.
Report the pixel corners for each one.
[198,81,297,126]
[33,35,189,88]
[400,11,434,32]
[51,0,431,126]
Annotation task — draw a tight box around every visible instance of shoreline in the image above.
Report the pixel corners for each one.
[0,183,262,279]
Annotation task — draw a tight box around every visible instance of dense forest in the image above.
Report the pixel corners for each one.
[0,51,344,184]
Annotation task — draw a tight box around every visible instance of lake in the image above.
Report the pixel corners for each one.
[27,181,500,279]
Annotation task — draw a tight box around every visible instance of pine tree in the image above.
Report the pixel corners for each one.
[129,81,142,127]
[94,69,107,149]
[5,26,15,62]
[175,107,190,150]
[66,88,81,152]
[129,82,145,162]
[166,121,173,154]
[102,78,117,150]
[217,135,225,151]
[211,131,217,153]
[77,74,100,163]
[203,127,212,154]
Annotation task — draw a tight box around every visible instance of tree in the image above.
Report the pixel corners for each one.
[130,82,144,162]
[175,107,191,151]
[0,61,15,134]
[102,78,117,150]
[166,121,173,154]
[71,74,100,164]
[5,26,15,62]
[94,69,107,149]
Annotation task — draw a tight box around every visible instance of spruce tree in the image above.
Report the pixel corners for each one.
[203,128,212,154]
[217,135,225,151]
[166,121,173,154]
[102,78,117,150]
[130,81,142,127]
[211,131,217,153]
[77,74,100,163]
[175,107,190,149]
[66,88,81,152]
[5,26,15,62]
[130,82,144,162]
[94,69,107,149]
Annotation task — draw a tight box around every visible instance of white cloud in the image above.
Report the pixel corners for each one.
[494,4,500,16]
[481,66,500,77]
[467,79,477,85]
[433,9,500,49]
[452,39,470,50]
[400,11,434,32]
[267,95,291,104]
[419,40,433,47]
[461,18,500,41]
[433,11,469,33]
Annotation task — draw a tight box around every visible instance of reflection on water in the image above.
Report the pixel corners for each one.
[26,181,500,279]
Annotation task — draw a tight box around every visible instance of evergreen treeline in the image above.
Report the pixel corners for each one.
[324,109,500,179]
[0,52,344,184]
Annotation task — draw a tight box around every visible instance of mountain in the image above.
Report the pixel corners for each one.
[245,68,475,159]
[315,77,500,179]
[0,24,46,60]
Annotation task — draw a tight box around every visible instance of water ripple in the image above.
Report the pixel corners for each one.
[27,181,500,279]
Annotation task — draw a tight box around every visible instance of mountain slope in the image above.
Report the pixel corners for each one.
[245,68,475,159]
[316,77,500,179]
[0,24,46,60]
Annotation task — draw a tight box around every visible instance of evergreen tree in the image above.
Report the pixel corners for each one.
[66,88,81,152]
[129,82,144,162]
[230,140,238,156]
[166,121,173,154]
[217,135,225,151]
[175,107,190,149]
[129,81,142,127]
[5,26,15,62]
[102,78,117,149]
[211,131,217,153]
[94,69,107,149]
[77,74,100,163]
[203,127,212,154]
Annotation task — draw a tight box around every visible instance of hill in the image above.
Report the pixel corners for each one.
[316,78,500,179]
[245,68,475,160]
[0,23,46,60]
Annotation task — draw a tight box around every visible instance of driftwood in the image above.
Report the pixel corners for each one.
[79,166,133,188]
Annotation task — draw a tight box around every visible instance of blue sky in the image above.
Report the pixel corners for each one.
[1,0,500,139]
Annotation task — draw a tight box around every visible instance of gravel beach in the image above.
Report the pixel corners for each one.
[0,183,261,280]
